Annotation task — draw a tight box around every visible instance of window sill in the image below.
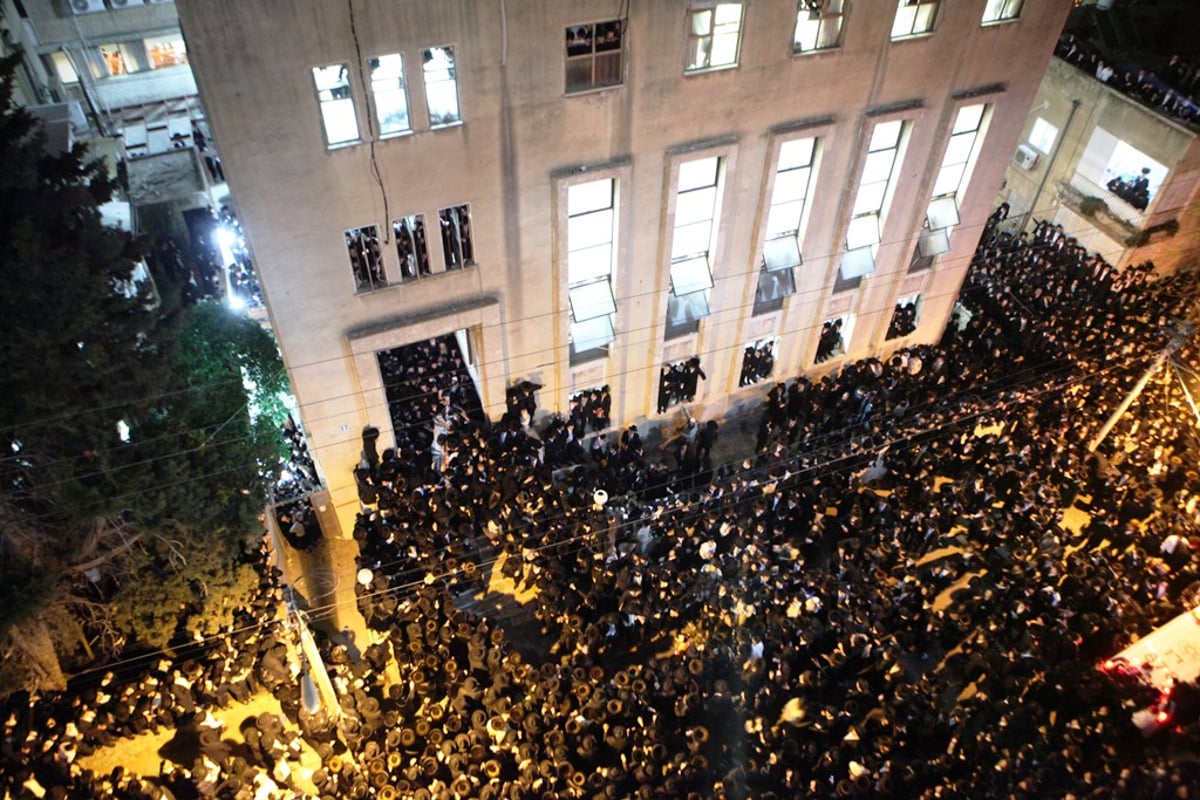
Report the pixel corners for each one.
[378,129,414,141]
[325,140,362,152]
[684,63,739,76]
[791,46,842,57]
[356,264,476,295]
[981,18,1021,27]
[889,32,936,43]
[429,120,464,131]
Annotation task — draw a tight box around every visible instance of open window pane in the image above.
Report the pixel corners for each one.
[393,214,429,279]
[846,215,881,249]
[422,47,461,127]
[568,243,613,284]
[570,280,617,322]
[678,157,719,191]
[927,196,960,230]
[763,235,802,271]
[757,266,796,303]
[667,289,711,326]
[841,246,876,279]
[572,314,616,351]
[670,256,714,296]
[691,9,713,35]
[918,227,951,257]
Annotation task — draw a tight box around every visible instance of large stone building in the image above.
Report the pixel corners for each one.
[176,0,1072,535]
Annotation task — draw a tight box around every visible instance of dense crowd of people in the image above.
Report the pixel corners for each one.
[1057,34,1200,129]
[885,302,918,340]
[6,212,1200,798]
[657,358,707,413]
[738,343,775,387]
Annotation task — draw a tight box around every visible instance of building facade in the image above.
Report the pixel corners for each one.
[1000,56,1200,272]
[176,0,1071,534]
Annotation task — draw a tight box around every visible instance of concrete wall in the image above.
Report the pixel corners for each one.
[176,0,1070,533]
[1001,57,1199,272]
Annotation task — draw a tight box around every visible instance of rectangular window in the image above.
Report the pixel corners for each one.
[891,0,938,39]
[568,178,618,362]
[815,316,852,363]
[565,20,623,94]
[144,35,188,69]
[886,295,920,339]
[313,63,359,147]
[739,339,776,386]
[755,136,817,315]
[667,156,722,339]
[51,51,79,84]
[794,0,845,53]
[95,43,142,77]
[1029,116,1058,154]
[368,54,411,137]
[345,225,385,293]
[686,3,744,72]
[924,104,990,251]
[438,204,474,270]
[422,46,461,128]
[392,214,430,280]
[982,0,1023,23]
[839,120,907,287]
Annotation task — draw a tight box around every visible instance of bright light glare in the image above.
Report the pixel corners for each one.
[116,419,131,443]
[227,292,246,311]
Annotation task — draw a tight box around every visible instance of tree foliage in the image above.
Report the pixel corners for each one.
[0,53,286,695]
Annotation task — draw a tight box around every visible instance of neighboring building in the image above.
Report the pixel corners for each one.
[1000,50,1200,272]
[176,0,1071,534]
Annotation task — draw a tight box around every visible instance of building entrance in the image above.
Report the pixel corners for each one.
[376,331,484,464]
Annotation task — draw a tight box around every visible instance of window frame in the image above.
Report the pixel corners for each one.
[890,0,939,40]
[564,19,625,95]
[665,153,726,340]
[345,224,387,293]
[754,132,822,316]
[437,204,475,271]
[685,2,745,74]
[793,0,847,55]
[312,62,361,149]
[367,53,412,139]
[392,213,430,281]
[421,45,462,129]
[981,0,1024,25]
[837,117,911,289]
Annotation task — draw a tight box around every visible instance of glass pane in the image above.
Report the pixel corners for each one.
[914,4,936,33]
[674,186,717,225]
[566,24,594,57]
[423,47,460,126]
[375,90,410,136]
[710,31,739,66]
[667,290,711,326]
[861,149,897,184]
[794,16,819,51]
[918,227,951,257]
[594,51,622,86]
[670,256,714,295]
[817,16,843,48]
[892,5,916,38]
[846,215,881,249]
[321,97,359,145]
[565,58,593,93]
[572,314,616,351]
[313,64,349,93]
[870,120,903,151]
[715,3,743,25]
[927,196,960,230]
[943,133,976,167]
[840,246,875,279]
[596,21,623,51]
[826,0,845,13]
[678,157,719,191]
[932,163,964,197]
[757,266,796,302]
[954,104,985,134]
[766,199,804,237]
[568,208,614,250]
[852,181,887,216]
[568,179,613,216]
[568,243,613,284]
[778,137,815,170]
[763,236,802,271]
[569,280,617,322]
[371,53,404,82]
[690,9,713,35]
[672,220,713,259]
[772,167,811,204]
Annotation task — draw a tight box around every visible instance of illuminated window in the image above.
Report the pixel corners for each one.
[368,54,411,137]
[982,0,1024,23]
[567,178,618,362]
[312,63,359,147]
[891,0,938,39]
[839,119,908,287]
[755,136,817,315]
[565,20,623,94]
[686,3,744,72]
[51,52,78,84]
[95,43,142,77]
[144,35,188,69]
[794,0,845,53]
[667,156,722,339]
[422,47,461,128]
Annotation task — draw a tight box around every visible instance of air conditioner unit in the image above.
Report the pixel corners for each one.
[1014,144,1039,171]
[69,0,106,14]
